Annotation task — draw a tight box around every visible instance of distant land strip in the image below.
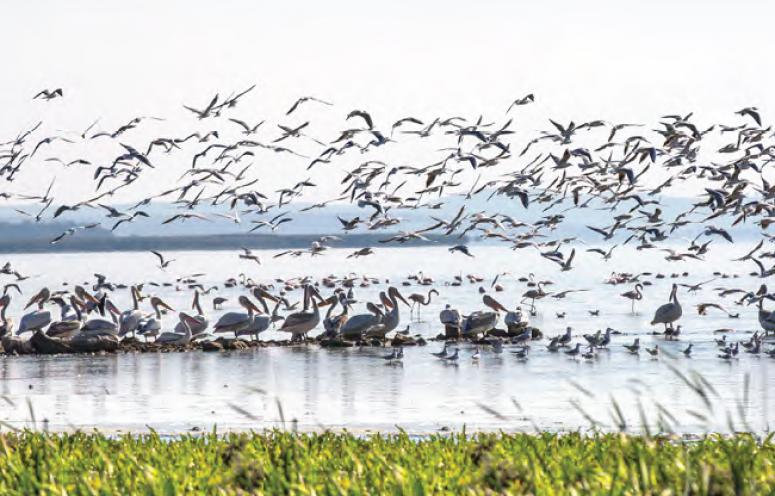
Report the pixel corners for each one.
[0,233,465,254]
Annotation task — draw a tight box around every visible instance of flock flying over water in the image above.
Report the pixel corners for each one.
[1,85,775,360]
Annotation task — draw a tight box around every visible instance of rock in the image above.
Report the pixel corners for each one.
[70,334,119,353]
[2,336,34,355]
[30,331,72,354]
[217,338,250,350]
[320,338,353,348]
[391,334,417,346]
[486,328,509,338]
[529,327,543,340]
[201,341,224,352]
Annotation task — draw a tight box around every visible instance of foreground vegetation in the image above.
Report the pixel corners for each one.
[0,431,772,494]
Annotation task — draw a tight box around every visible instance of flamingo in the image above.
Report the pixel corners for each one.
[520,283,547,314]
[407,289,438,321]
[620,284,644,314]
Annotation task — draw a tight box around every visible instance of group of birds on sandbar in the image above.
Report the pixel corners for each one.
[0,86,774,363]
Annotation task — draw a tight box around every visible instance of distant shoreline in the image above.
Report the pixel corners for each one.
[0,232,464,254]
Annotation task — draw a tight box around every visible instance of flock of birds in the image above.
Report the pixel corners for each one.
[1,86,775,364]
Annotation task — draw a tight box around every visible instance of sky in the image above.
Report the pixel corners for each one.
[1,0,773,205]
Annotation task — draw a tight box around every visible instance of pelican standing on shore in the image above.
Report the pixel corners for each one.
[651,284,682,332]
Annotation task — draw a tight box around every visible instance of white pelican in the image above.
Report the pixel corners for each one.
[137,296,174,341]
[0,292,14,337]
[367,287,409,339]
[322,292,349,338]
[620,284,644,314]
[175,290,210,337]
[407,289,438,321]
[340,302,383,341]
[462,295,507,338]
[650,283,682,332]
[156,319,192,345]
[17,309,52,336]
[235,290,283,341]
[279,285,323,341]
[119,286,144,338]
[213,295,262,336]
[504,305,525,331]
[24,287,50,310]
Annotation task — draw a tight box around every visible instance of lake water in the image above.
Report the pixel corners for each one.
[0,244,772,434]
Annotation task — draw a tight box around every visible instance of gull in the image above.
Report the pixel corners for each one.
[448,245,474,257]
[506,94,535,113]
[183,93,220,119]
[229,118,264,135]
[33,88,63,100]
[239,248,261,265]
[735,107,761,126]
[346,110,374,129]
[682,344,693,357]
[286,96,333,115]
[443,348,460,362]
[623,338,640,354]
[645,345,659,358]
[565,343,581,356]
[586,245,617,261]
[150,250,175,270]
[432,343,449,358]
[347,248,374,259]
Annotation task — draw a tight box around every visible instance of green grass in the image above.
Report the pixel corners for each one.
[0,431,772,494]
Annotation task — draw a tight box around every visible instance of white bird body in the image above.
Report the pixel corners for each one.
[18,310,52,335]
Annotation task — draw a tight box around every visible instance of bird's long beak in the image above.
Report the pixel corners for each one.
[155,298,175,312]
[254,287,279,303]
[390,287,410,307]
[243,299,261,314]
[75,285,100,305]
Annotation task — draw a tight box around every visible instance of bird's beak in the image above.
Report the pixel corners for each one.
[156,299,175,312]
[254,287,279,303]
[244,299,261,314]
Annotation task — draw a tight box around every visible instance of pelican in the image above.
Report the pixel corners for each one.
[407,289,438,321]
[17,308,52,336]
[156,319,192,345]
[367,287,409,339]
[24,287,50,310]
[650,283,682,332]
[137,297,175,341]
[175,290,210,337]
[213,295,262,336]
[0,292,14,337]
[757,298,775,336]
[119,286,144,337]
[80,295,120,336]
[620,284,644,314]
[439,303,461,337]
[236,289,283,341]
[504,305,525,331]
[340,302,383,341]
[462,295,507,338]
[279,285,323,341]
[322,292,349,338]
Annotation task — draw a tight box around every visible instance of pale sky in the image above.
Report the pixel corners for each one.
[1,0,773,205]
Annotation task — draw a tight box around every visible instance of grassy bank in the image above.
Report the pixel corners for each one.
[0,431,772,494]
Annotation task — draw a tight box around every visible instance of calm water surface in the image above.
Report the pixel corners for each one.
[0,244,772,433]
